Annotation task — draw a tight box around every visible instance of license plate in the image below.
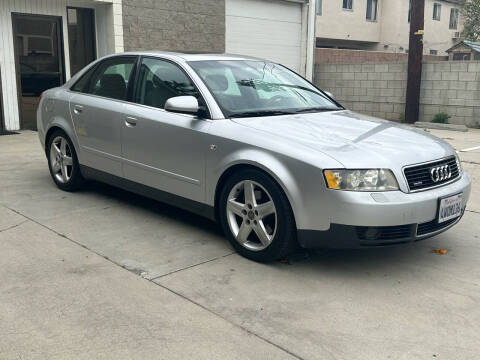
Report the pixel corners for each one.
[438,193,463,224]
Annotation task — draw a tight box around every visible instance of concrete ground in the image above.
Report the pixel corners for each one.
[0,129,479,360]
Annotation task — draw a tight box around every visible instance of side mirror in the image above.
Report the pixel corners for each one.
[164,96,199,115]
[324,91,334,99]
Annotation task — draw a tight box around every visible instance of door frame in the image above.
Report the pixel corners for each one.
[0,67,5,132]
[11,13,66,129]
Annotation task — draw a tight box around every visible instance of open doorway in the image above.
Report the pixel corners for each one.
[67,7,96,76]
[12,13,65,130]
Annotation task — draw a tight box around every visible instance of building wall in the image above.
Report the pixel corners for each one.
[380,0,463,55]
[316,0,463,55]
[122,0,225,53]
[316,48,448,63]
[0,0,123,130]
[316,0,381,44]
[314,61,480,127]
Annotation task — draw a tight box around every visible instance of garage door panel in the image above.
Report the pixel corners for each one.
[225,0,303,74]
[226,0,302,23]
[226,18,301,45]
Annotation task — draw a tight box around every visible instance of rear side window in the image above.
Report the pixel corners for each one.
[71,56,137,101]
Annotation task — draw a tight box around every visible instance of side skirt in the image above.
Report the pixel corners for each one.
[80,165,216,222]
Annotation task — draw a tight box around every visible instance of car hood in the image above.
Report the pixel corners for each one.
[231,110,455,168]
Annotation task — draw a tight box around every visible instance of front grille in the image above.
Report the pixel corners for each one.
[404,156,459,192]
[417,217,459,236]
[357,224,413,243]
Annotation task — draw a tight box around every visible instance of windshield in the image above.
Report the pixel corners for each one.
[188,60,342,118]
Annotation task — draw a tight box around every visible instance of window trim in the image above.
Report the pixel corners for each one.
[132,55,212,119]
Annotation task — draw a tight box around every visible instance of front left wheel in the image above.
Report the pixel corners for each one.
[47,130,84,191]
[219,169,297,262]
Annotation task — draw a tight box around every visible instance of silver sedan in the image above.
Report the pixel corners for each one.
[37,52,471,262]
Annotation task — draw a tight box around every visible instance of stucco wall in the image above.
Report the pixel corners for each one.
[316,0,463,55]
[122,0,225,53]
[314,61,480,128]
[316,0,381,44]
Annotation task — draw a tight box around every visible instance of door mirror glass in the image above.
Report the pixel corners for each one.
[164,96,199,115]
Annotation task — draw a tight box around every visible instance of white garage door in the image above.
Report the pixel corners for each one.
[225,0,304,74]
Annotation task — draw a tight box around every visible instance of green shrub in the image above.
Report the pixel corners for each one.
[432,112,451,124]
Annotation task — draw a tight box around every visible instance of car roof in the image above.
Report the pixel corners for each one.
[116,51,268,63]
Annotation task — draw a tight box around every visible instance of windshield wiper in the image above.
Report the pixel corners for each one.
[294,107,342,114]
[229,110,296,118]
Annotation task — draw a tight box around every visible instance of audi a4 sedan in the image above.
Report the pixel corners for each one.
[37,52,471,262]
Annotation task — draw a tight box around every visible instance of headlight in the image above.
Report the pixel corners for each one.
[455,154,463,175]
[324,169,399,191]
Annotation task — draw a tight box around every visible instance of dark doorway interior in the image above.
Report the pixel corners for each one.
[12,14,65,130]
[68,7,96,76]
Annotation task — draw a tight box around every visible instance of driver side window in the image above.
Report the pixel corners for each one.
[134,58,200,109]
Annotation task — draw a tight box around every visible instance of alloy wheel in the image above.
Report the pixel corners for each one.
[226,180,277,251]
[49,136,73,183]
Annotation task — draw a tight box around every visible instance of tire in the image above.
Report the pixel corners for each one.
[47,130,85,191]
[219,169,297,262]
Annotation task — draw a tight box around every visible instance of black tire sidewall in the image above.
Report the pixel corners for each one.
[219,169,297,262]
[47,130,83,191]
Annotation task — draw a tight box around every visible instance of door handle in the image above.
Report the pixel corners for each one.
[125,116,138,127]
[73,105,84,114]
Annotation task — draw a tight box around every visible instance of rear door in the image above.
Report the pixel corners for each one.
[69,56,137,176]
[121,57,211,203]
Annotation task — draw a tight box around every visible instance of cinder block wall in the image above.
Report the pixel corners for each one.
[315,48,448,64]
[314,61,480,127]
[122,0,225,53]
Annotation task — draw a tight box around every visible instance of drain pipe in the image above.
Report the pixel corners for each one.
[305,0,316,81]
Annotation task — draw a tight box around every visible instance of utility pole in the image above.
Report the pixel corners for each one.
[405,0,425,124]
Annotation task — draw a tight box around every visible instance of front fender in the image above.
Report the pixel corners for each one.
[206,147,329,230]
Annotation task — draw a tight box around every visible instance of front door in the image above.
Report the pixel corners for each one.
[122,57,211,203]
[12,14,65,130]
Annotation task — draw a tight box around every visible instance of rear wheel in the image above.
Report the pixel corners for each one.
[47,130,84,191]
[219,169,297,262]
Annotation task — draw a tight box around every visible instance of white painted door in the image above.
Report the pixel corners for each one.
[225,0,304,74]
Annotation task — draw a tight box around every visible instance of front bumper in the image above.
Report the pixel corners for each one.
[298,172,471,249]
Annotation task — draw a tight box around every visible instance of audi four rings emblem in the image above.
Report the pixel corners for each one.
[430,165,452,183]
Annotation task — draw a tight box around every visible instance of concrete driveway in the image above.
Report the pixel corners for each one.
[1,130,479,360]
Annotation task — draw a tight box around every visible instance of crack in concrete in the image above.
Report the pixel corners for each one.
[149,252,236,281]
[466,209,480,215]
[0,220,28,234]
[3,205,304,360]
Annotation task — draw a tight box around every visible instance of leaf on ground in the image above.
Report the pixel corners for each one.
[434,248,447,255]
